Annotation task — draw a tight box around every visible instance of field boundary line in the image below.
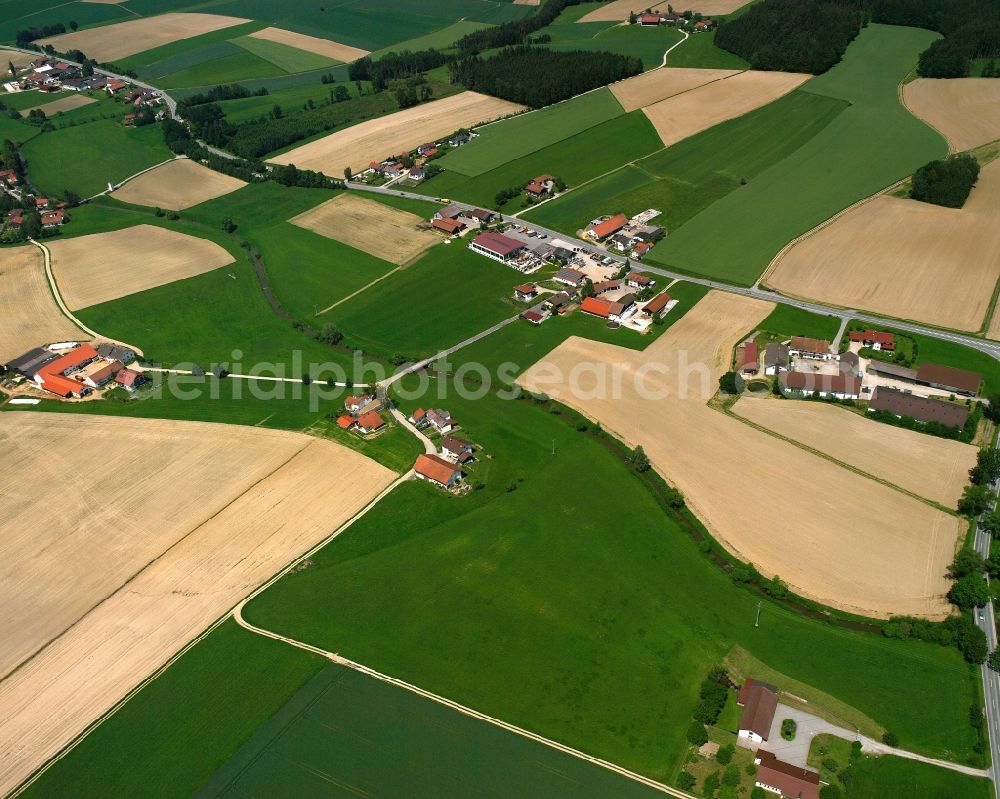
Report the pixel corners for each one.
[93,153,185,200]
[28,237,145,355]
[232,609,695,799]
[315,262,407,315]
[8,469,410,799]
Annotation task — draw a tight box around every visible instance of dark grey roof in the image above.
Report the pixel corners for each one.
[764,343,789,367]
[96,343,136,363]
[869,387,968,428]
[552,247,574,262]
[867,360,917,381]
[6,347,59,376]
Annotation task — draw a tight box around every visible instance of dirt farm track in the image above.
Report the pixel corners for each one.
[520,291,961,620]
[0,413,394,794]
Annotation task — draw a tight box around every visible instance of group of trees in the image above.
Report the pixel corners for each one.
[714,0,864,74]
[686,666,730,746]
[911,153,980,208]
[180,84,268,107]
[15,21,75,45]
[958,447,1000,516]
[348,49,447,91]
[449,46,642,108]
[454,0,589,54]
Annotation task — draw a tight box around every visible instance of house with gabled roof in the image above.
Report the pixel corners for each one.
[414,453,463,488]
[737,679,778,745]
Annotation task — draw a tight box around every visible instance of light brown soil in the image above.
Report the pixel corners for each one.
[734,396,977,507]
[903,78,1000,153]
[642,70,810,146]
[610,66,740,112]
[0,412,395,795]
[0,245,87,362]
[769,159,1000,333]
[520,290,960,620]
[270,91,526,174]
[248,26,370,62]
[578,0,750,22]
[22,94,95,115]
[38,13,251,63]
[48,224,235,311]
[111,158,245,211]
[290,193,439,265]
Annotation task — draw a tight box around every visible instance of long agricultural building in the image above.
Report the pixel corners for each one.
[867,360,981,396]
[868,387,969,428]
[469,231,524,263]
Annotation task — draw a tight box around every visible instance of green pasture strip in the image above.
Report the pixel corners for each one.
[230,34,341,73]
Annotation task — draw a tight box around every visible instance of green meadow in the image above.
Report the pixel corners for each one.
[841,755,993,799]
[664,29,751,69]
[543,21,685,69]
[231,34,342,73]
[648,24,947,283]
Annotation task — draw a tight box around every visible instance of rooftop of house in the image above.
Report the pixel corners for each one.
[738,681,778,738]
[415,453,461,484]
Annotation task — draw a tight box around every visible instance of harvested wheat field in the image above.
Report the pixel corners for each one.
[735,396,976,507]
[643,70,809,146]
[37,12,250,63]
[111,158,245,210]
[0,413,395,795]
[520,290,960,619]
[611,66,740,112]
[290,193,438,265]
[49,224,234,310]
[271,91,526,175]
[903,78,1000,153]
[0,245,86,362]
[22,94,95,116]
[769,159,1000,332]
[579,0,749,22]
[248,27,370,62]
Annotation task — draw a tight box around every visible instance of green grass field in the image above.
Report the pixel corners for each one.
[370,19,495,57]
[197,664,669,798]
[327,242,522,360]
[18,621,325,799]
[114,21,267,74]
[527,89,846,235]
[21,119,172,197]
[845,755,992,798]
[647,24,947,284]
[436,87,624,177]
[664,30,751,69]
[231,34,342,72]
[215,80,369,124]
[243,381,981,780]
[157,49,288,89]
[758,304,842,342]
[0,0,131,43]
[543,23,685,69]
[428,110,663,212]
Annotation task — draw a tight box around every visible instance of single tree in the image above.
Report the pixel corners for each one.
[344,166,352,181]
[69,20,78,31]
[959,483,993,516]
[630,445,650,472]
[7,60,15,79]
[949,547,985,579]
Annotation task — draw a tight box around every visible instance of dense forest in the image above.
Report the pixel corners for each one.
[870,0,1000,76]
[714,0,864,73]
[453,0,589,54]
[910,154,980,207]
[449,47,641,107]
[348,49,447,91]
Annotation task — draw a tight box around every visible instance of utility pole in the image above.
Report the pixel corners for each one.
[754,601,762,628]
[552,439,555,455]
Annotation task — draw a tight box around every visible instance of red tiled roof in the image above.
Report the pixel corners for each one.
[756,751,819,799]
[640,12,661,23]
[522,310,543,323]
[790,336,830,354]
[41,373,82,396]
[916,362,981,395]
[411,408,425,420]
[415,453,460,485]
[357,411,384,431]
[643,292,671,315]
[589,213,627,239]
[39,344,98,378]
[580,296,612,318]
[432,218,464,234]
[525,181,546,195]
[743,342,758,369]
[514,283,536,294]
[849,329,895,349]
[336,414,356,429]
[472,231,523,257]
[42,210,64,224]
[738,682,778,738]
[115,367,142,387]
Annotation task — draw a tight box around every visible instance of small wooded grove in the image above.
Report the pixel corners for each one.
[453,0,589,54]
[448,47,642,108]
[911,153,980,207]
[714,0,864,73]
[715,0,1000,77]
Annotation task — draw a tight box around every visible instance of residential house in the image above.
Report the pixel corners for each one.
[35,197,49,210]
[586,213,628,241]
[431,217,464,235]
[441,436,474,463]
[780,371,861,400]
[693,19,714,31]
[514,284,538,302]
[849,329,895,351]
[737,679,779,745]
[345,393,373,414]
[41,210,65,227]
[336,414,356,430]
[608,293,636,323]
[469,208,496,226]
[96,343,136,364]
[409,408,427,427]
[105,79,129,94]
[448,132,470,147]
[543,291,571,313]
[469,231,524,263]
[357,411,385,434]
[632,225,663,242]
[80,359,123,388]
[642,292,671,319]
[114,367,145,392]
[553,267,586,288]
[551,247,575,265]
[414,453,463,488]
[525,180,547,197]
[788,336,832,360]
[7,209,23,226]
[639,12,662,25]
[417,142,437,155]
[633,241,653,259]
[580,296,612,319]
[593,279,620,295]
[522,309,545,325]
[754,751,819,799]
[868,386,968,428]
[625,272,654,289]
[0,169,18,186]
[915,362,981,396]
[408,165,425,182]
[609,233,632,252]
[426,408,456,434]
[742,342,759,374]
[763,343,789,376]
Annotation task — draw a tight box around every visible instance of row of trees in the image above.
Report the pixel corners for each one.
[449,47,642,108]
[15,21,77,45]
[714,0,864,74]
[453,0,589,54]
[911,153,980,208]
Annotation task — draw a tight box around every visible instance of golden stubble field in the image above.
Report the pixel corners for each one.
[610,66,740,112]
[111,158,246,210]
[520,290,961,620]
[248,26,370,61]
[769,159,1000,332]
[734,396,977,507]
[641,70,810,146]
[290,193,439,265]
[578,0,749,22]
[48,224,235,310]
[903,78,1000,153]
[38,12,251,63]
[0,245,87,362]
[0,412,395,795]
[270,91,526,174]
